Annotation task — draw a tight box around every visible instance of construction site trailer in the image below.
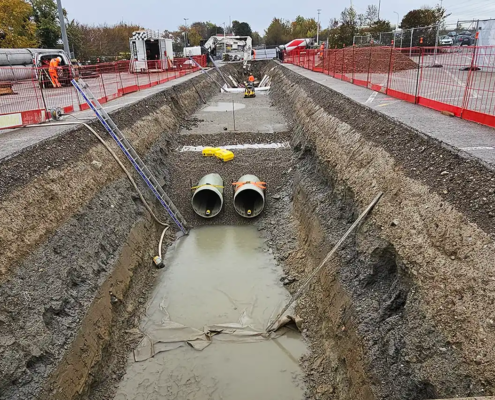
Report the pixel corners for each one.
[129,30,173,73]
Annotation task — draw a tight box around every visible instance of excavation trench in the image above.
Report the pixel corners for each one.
[2,60,495,400]
[114,226,305,399]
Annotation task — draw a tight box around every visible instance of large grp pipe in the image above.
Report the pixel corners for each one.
[233,174,266,218]
[191,173,224,218]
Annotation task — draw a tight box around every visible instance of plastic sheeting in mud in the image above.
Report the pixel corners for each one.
[114,226,306,400]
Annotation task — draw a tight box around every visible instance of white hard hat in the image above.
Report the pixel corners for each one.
[57,57,62,62]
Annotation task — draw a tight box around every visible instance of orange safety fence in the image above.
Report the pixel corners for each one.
[0,55,207,129]
[284,46,495,129]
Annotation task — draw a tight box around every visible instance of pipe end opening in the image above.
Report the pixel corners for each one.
[192,189,223,218]
[234,189,265,218]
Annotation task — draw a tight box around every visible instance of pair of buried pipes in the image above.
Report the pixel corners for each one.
[191,173,266,219]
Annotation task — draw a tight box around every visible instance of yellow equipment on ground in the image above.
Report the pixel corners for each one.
[244,84,256,98]
[215,149,235,162]
[202,147,220,157]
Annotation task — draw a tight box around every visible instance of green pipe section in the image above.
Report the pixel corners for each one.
[191,173,224,218]
[233,174,265,218]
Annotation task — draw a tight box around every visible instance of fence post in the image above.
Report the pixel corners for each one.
[386,45,394,92]
[352,45,355,83]
[367,45,373,86]
[322,48,326,74]
[341,47,345,80]
[414,47,424,103]
[100,65,108,101]
[334,47,337,77]
[460,46,478,115]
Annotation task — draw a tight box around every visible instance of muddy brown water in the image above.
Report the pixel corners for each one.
[113,226,306,400]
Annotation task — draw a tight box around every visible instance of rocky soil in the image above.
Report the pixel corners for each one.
[0,70,222,400]
[264,60,495,399]
[314,47,419,74]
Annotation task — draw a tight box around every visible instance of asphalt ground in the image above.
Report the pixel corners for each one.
[0,70,202,161]
[282,63,495,167]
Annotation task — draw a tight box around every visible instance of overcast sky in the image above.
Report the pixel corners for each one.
[61,0,495,33]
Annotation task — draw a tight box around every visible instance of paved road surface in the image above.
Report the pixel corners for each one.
[0,71,202,161]
[283,63,495,167]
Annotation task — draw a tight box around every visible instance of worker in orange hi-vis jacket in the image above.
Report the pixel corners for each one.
[319,43,325,58]
[252,48,256,60]
[49,57,62,88]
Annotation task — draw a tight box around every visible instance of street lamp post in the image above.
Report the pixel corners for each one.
[316,9,322,45]
[183,18,189,48]
[393,11,399,48]
[56,0,70,57]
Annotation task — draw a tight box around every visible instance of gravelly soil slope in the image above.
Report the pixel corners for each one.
[0,71,221,400]
[265,61,495,399]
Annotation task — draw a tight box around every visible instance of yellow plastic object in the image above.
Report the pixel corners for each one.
[215,149,235,162]
[202,147,219,157]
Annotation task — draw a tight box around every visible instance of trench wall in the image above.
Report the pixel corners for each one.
[268,61,495,399]
[0,70,221,400]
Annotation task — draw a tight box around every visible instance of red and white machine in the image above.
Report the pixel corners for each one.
[282,38,314,53]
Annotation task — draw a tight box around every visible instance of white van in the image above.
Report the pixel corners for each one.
[0,48,73,85]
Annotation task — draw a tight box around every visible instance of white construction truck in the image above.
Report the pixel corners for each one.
[129,30,174,73]
[0,48,72,84]
[199,35,253,65]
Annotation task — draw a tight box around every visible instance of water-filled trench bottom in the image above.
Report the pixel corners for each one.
[114,226,306,400]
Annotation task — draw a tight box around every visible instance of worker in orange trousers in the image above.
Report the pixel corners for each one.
[49,57,62,88]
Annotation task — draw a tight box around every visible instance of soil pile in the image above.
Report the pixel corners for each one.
[317,47,418,74]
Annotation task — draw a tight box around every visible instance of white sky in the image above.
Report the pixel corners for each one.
[60,0,495,33]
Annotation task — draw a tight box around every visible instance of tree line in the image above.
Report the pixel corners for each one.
[0,0,262,61]
[1,0,449,61]
[0,0,141,61]
[264,3,446,48]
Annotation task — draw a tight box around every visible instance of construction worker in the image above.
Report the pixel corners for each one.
[318,43,325,58]
[252,48,256,60]
[49,57,62,88]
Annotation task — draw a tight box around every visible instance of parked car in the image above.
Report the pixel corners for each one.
[457,35,474,46]
[439,35,453,45]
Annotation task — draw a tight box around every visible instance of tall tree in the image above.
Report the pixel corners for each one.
[369,19,391,36]
[188,27,202,46]
[30,0,60,48]
[264,18,290,45]
[190,22,208,39]
[0,0,37,47]
[365,5,379,25]
[232,20,252,36]
[291,16,317,38]
[232,20,241,34]
[66,19,83,58]
[251,31,263,46]
[336,6,358,47]
[400,6,445,29]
